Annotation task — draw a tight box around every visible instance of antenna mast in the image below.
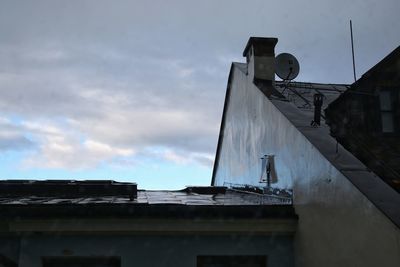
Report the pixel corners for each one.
[350,20,357,82]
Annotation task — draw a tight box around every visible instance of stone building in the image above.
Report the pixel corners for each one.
[325,46,400,192]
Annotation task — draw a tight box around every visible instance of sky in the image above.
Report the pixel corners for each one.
[0,0,399,189]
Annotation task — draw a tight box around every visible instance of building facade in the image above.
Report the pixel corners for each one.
[212,37,400,267]
[0,180,296,267]
[326,46,400,192]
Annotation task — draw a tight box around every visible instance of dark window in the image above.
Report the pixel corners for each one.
[197,255,267,267]
[42,257,121,267]
[379,89,398,133]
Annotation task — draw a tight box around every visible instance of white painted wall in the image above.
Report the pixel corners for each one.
[214,66,400,267]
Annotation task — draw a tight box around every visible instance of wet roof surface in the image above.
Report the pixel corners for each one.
[0,187,291,206]
[0,183,295,219]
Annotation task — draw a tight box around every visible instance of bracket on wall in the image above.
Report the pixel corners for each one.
[260,154,278,189]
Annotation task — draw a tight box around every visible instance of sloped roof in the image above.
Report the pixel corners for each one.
[233,62,350,117]
[354,45,400,85]
[274,81,349,114]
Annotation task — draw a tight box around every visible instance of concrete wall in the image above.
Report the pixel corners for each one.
[214,66,400,267]
[15,234,293,267]
[0,236,19,266]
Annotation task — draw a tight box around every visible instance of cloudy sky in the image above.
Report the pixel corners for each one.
[0,0,399,189]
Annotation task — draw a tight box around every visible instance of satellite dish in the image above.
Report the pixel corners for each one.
[275,53,300,80]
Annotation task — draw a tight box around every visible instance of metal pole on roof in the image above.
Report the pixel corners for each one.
[350,20,357,82]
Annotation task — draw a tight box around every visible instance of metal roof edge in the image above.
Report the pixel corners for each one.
[0,203,298,220]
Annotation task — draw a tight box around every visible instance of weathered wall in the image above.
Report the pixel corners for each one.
[214,66,400,267]
[0,236,19,266]
[15,234,293,267]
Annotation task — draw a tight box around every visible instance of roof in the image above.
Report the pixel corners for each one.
[274,81,349,115]
[212,62,400,228]
[270,90,400,229]
[354,45,400,85]
[235,62,350,115]
[0,181,295,219]
[327,45,400,112]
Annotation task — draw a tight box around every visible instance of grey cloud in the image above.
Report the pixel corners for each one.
[0,0,399,169]
[0,39,224,161]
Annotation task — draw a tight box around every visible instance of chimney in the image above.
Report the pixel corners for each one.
[243,37,278,84]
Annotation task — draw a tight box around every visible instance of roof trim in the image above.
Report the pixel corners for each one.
[4,217,298,235]
[0,204,297,220]
[354,45,400,86]
[328,45,400,109]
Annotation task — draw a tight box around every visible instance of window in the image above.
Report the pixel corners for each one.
[379,90,397,133]
[197,255,267,267]
[42,257,121,267]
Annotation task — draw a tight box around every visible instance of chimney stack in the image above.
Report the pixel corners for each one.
[243,37,278,84]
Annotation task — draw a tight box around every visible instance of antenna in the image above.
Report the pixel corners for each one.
[350,20,357,82]
[275,53,300,81]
